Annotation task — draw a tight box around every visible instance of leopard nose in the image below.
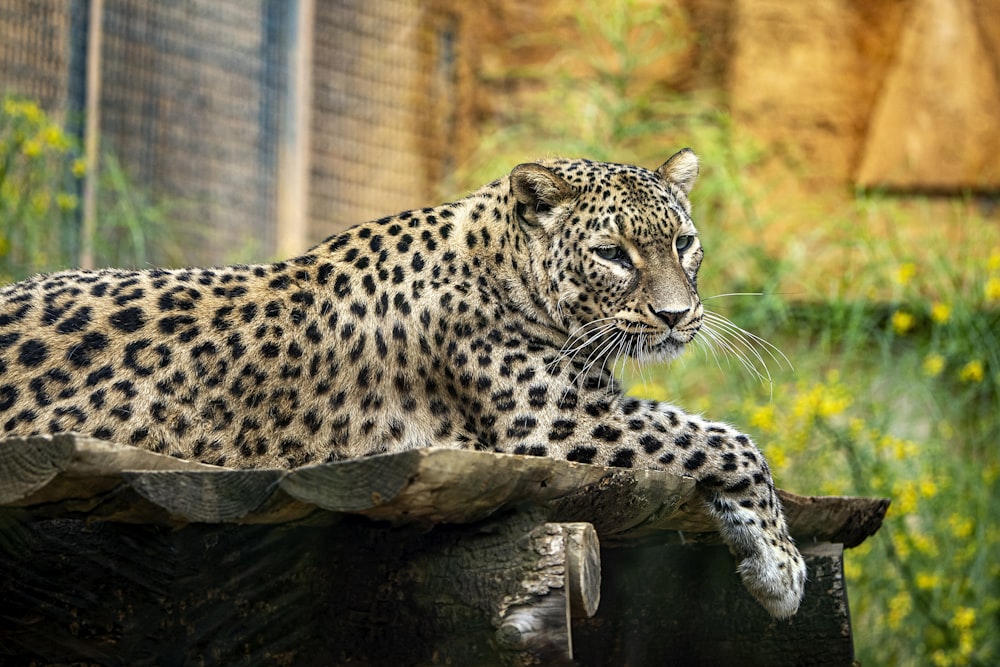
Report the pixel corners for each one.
[653,307,689,328]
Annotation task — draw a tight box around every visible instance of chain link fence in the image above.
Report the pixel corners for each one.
[0,0,467,267]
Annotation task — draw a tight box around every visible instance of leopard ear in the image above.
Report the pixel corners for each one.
[510,163,574,228]
[657,148,699,196]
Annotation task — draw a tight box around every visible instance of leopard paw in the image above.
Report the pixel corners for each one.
[736,541,807,619]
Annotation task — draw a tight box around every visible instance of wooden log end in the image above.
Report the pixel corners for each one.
[561,522,601,618]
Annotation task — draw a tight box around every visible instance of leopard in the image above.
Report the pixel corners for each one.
[0,148,805,618]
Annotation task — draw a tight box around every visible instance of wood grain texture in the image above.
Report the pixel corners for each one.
[0,435,890,548]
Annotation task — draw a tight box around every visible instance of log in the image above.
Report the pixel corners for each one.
[0,509,595,665]
[0,433,889,664]
[0,434,889,548]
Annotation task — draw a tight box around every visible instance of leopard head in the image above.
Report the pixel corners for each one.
[510,149,703,363]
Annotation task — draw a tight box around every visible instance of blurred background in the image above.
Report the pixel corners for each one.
[1,0,998,664]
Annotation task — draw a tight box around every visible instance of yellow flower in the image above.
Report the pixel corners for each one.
[931,650,951,667]
[894,481,919,514]
[71,157,87,177]
[985,277,1000,303]
[923,353,945,377]
[958,359,984,383]
[911,532,938,557]
[989,250,1000,272]
[42,124,70,152]
[894,262,916,286]
[21,100,43,124]
[891,310,914,335]
[952,607,976,631]
[749,404,777,434]
[887,590,912,629]
[22,138,42,158]
[56,192,78,211]
[929,302,951,324]
[767,444,788,472]
[919,478,937,498]
[915,571,940,590]
[948,513,974,539]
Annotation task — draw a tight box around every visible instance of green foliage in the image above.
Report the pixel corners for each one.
[459,3,1000,664]
[0,97,83,281]
[0,95,179,281]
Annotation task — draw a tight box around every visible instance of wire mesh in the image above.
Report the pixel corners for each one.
[0,0,467,265]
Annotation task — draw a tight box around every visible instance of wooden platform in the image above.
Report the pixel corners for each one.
[0,433,888,666]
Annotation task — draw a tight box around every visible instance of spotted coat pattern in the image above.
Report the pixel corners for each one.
[0,150,805,617]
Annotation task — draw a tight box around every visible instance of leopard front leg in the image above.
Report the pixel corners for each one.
[690,421,806,619]
[637,403,806,618]
[534,396,807,618]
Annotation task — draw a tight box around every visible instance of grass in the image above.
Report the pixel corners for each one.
[453,2,1000,663]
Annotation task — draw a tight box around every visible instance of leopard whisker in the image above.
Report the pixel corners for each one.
[703,310,791,372]
[549,320,619,375]
[696,324,771,384]
[572,328,626,388]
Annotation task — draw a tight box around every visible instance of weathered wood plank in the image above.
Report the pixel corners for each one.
[281,447,698,527]
[124,470,284,523]
[0,435,889,548]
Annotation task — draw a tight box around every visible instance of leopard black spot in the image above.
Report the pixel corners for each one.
[18,339,49,367]
[506,415,537,438]
[56,306,92,334]
[639,434,662,454]
[0,384,19,412]
[123,340,156,376]
[0,332,21,351]
[28,378,51,406]
[110,404,132,421]
[725,477,753,494]
[566,446,597,464]
[491,388,516,412]
[608,449,635,468]
[67,332,109,367]
[556,390,578,410]
[584,400,611,417]
[683,450,707,471]
[109,307,146,333]
[0,303,31,327]
[591,424,622,442]
[548,419,575,441]
[394,293,411,316]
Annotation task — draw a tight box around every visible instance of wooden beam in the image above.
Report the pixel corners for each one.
[275,0,315,259]
[79,0,103,270]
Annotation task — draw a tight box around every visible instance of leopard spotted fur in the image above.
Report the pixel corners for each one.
[0,149,806,617]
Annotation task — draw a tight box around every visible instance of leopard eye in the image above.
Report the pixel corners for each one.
[675,235,695,253]
[595,245,627,263]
